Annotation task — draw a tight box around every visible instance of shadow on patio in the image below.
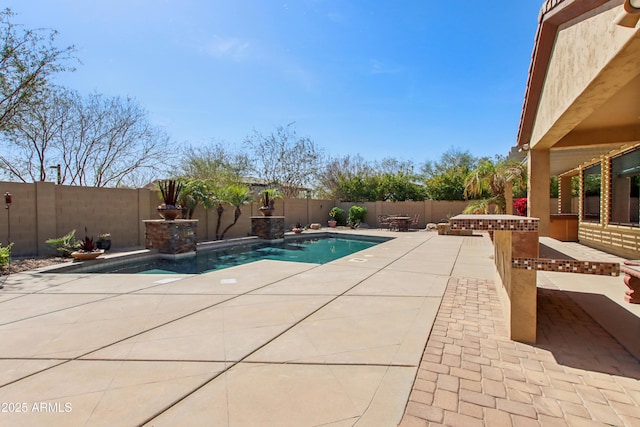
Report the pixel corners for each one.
[536,287,640,379]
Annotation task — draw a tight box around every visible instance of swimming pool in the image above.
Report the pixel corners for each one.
[49,234,390,275]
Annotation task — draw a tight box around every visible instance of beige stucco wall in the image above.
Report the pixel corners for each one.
[530,2,637,149]
[1,181,471,257]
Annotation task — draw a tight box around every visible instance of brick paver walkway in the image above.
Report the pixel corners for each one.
[399,277,640,426]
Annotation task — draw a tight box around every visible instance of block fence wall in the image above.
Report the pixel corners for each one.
[0,181,468,257]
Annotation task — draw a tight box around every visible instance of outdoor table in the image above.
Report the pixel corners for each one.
[389,216,411,232]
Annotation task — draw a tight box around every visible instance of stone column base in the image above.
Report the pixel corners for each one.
[251,216,285,240]
[144,220,198,255]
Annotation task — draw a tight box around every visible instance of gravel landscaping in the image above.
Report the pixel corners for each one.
[1,257,71,275]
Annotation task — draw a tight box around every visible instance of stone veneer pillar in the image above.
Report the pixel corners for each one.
[143,219,198,256]
[251,216,285,240]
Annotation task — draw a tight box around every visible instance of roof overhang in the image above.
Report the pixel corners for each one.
[515,0,640,176]
[508,143,628,176]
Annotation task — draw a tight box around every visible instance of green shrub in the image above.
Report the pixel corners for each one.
[45,229,80,257]
[0,242,13,269]
[329,207,346,225]
[348,205,367,228]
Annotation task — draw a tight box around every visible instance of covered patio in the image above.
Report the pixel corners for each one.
[512,0,640,259]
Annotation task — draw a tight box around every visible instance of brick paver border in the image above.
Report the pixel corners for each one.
[399,277,640,426]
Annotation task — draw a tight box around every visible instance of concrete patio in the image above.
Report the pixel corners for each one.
[0,229,638,426]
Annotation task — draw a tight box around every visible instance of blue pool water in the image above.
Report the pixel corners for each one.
[68,235,386,275]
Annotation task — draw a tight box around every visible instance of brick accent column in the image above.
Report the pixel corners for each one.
[143,220,198,255]
[251,216,284,240]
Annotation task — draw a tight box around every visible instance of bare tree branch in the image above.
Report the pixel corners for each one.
[244,123,323,198]
[0,8,76,131]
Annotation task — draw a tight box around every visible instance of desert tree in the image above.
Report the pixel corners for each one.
[317,154,374,198]
[0,86,73,182]
[376,157,416,176]
[60,92,172,187]
[0,8,75,131]
[421,147,478,200]
[180,142,250,185]
[1,89,173,187]
[320,155,426,202]
[244,123,324,198]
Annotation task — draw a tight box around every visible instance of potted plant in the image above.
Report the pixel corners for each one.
[96,233,111,252]
[328,207,344,227]
[46,229,80,257]
[157,179,183,220]
[71,231,104,261]
[292,222,304,233]
[259,189,281,216]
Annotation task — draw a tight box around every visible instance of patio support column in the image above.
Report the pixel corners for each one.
[505,181,514,215]
[559,175,573,213]
[528,148,550,236]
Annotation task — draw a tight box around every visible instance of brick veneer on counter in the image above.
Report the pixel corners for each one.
[513,257,620,276]
[449,214,539,232]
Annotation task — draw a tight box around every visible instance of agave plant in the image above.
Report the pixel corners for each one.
[78,235,96,252]
[158,179,183,209]
[259,188,281,210]
[77,227,98,252]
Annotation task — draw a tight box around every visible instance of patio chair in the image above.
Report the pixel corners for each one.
[378,215,391,230]
[411,213,420,228]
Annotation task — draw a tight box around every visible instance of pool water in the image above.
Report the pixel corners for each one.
[76,236,385,274]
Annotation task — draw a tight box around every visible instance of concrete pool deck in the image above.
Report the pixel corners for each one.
[0,229,639,426]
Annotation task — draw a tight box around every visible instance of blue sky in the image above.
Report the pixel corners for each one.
[6,1,542,164]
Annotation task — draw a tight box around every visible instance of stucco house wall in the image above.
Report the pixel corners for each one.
[516,0,640,258]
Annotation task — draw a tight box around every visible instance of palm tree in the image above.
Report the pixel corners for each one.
[178,179,215,219]
[212,185,226,240]
[219,185,254,240]
[463,157,527,214]
[211,184,253,240]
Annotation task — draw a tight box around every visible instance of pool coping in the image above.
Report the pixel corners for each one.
[37,231,393,275]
